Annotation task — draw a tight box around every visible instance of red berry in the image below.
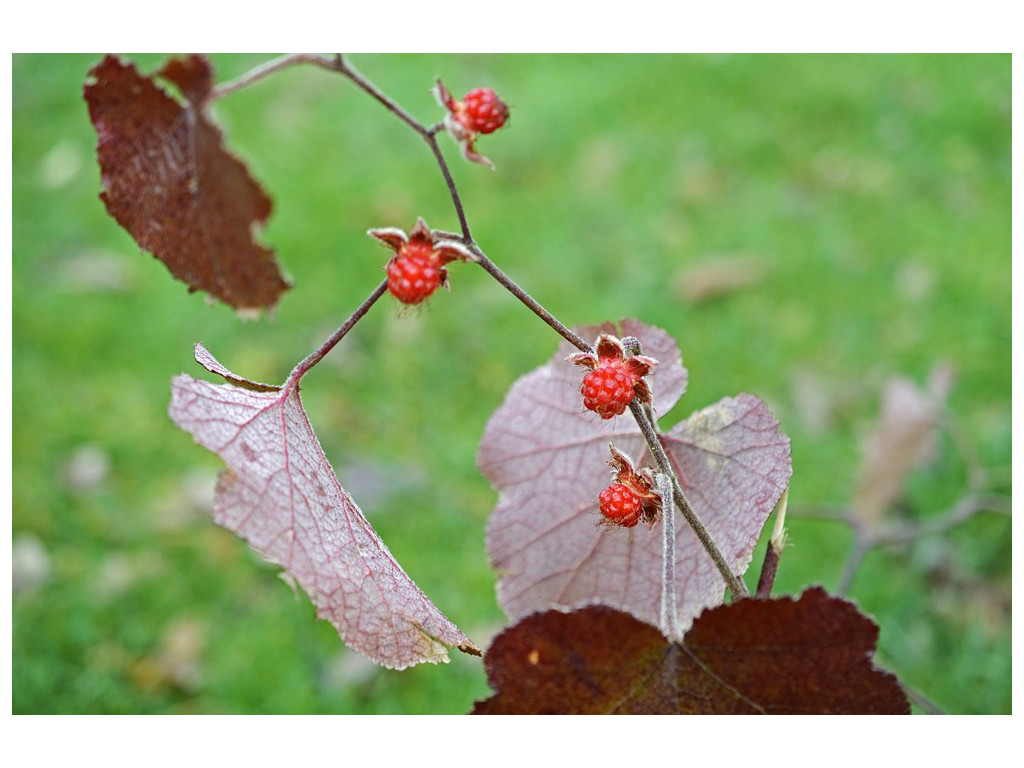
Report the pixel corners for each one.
[460,88,509,135]
[386,243,444,305]
[599,483,643,528]
[581,361,635,419]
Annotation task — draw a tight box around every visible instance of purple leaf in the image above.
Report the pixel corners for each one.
[170,344,480,669]
[473,588,909,714]
[84,55,290,311]
[478,320,791,632]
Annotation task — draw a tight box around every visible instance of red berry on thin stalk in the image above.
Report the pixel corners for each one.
[581,361,636,419]
[368,218,475,306]
[459,88,509,135]
[386,250,444,305]
[569,333,658,420]
[595,443,664,529]
[599,483,644,528]
[433,80,510,168]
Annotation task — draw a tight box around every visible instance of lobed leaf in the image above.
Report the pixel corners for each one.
[473,587,909,714]
[169,344,480,669]
[84,54,290,311]
[479,320,790,633]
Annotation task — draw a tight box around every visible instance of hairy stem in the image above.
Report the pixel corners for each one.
[211,53,342,101]
[473,252,591,352]
[336,56,473,239]
[656,472,682,641]
[336,55,427,137]
[286,280,388,388]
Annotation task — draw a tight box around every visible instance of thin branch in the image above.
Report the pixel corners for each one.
[472,251,591,352]
[335,55,427,137]
[333,56,587,351]
[792,492,1010,593]
[336,57,473,241]
[426,136,473,240]
[900,680,946,715]
[942,410,989,492]
[286,280,388,388]
[211,53,342,101]
[876,492,1011,546]
[835,535,870,596]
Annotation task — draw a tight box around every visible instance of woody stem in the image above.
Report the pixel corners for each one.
[286,280,388,387]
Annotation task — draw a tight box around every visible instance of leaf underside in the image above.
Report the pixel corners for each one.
[169,345,479,669]
[479,320,792,634]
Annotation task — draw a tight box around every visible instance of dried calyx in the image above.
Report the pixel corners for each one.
[598,443,663,529]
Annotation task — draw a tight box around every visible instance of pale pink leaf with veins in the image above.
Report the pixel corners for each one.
[479,320,790,633]
[170,344,480,669]
[660,393,793,623]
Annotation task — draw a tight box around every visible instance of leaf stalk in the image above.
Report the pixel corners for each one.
[656,471,681,640]
[629,400,749,599]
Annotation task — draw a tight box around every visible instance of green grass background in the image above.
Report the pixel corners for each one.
[12,53,1010,714]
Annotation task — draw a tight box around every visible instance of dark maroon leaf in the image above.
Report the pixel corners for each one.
[473,587,909,714]
[84,54,290,311]
[169,344,480,669]
[479,320,790,633]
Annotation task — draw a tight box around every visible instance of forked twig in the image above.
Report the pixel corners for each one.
[217,53,752,606]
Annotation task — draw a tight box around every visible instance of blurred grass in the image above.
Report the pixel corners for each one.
[12,53,1010,714]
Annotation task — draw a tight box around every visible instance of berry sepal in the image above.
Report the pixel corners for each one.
[569,333,659,418]
[433,79,509,169]
[597,443,663,529]
[368,217,476,305]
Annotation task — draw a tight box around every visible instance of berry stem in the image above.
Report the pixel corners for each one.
[472,250,591,352]
[334,56,474,241]
[425,136,473,241]
[336,55,429,140]
[629,400,750,599]
[285,279,388,389]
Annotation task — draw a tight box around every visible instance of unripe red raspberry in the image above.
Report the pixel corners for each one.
[594,443,663,530]
[599,483,644,528]
[581,361,635,419]
[368,218,474,306]
[569,333,658,420]
[433,80,510,168]
[459,88,509,135]
[386,247,443,305]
